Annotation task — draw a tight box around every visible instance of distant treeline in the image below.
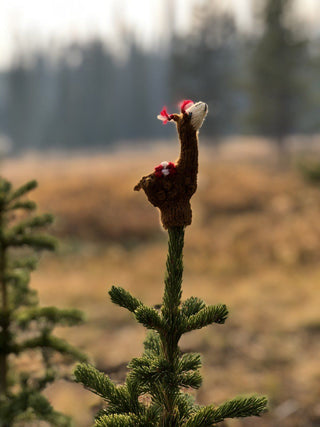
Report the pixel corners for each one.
[0,0,319,153]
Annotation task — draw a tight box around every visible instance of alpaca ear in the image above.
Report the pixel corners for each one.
[180,99,194,113]
[157,107,180,124]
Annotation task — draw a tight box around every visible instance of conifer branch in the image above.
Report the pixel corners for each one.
[177,370,202,389]
[5,234,57,250]
[178,353,201,373]
[7,180,38,202]
[175,393,197,421]
[95,413,140,427]
[134,306,163,331]
[184,396,268,426]
[75,364,144,416]
[5,269,30,287]
[181,297,205,317]
[0,390,72,426]
[109,286,143,312]
[96,406,160,426]
[20,334,87,361]
[10,256,38,271]
[128,356,171,387]
[34,370,56,391]
[27,392,57,417]
[8,200,37,211]
[74,363,119,401]
[0,179,11,197]
[143,331,161,356]
[183,304,228,332]
[10,213,54,236]
[16,306,85,329]
[218,395,268,420]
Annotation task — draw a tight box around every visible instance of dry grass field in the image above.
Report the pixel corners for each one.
[2,138,320,426]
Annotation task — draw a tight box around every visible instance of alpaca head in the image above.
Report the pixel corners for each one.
[157,100,208,133]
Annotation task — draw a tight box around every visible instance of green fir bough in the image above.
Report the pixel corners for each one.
[0,178,87,427]
[75,227,267,426]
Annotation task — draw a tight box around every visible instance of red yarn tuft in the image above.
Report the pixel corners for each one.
[159,107,169,124]
[180,99,194,113]
[167,162,177,174]
[160,108,169,118]
[154,162,177,177]
[154,165,163,177]
[157,107,175,125]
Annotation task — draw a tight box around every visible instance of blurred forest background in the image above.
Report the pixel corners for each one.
[2,0,320,426]
[0,0,320,153]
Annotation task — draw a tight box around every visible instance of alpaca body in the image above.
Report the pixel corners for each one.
[134,101,207,229]
[134,168,196,228]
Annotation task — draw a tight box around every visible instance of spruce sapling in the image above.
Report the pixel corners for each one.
[0,178,87,426]
[75,100,267,425]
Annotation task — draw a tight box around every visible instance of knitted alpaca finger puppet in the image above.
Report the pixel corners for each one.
[134,100,208,229]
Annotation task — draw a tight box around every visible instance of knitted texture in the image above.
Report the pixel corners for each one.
[134,100,208,229]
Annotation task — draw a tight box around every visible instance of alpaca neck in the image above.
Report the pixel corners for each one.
[177,129,199,175]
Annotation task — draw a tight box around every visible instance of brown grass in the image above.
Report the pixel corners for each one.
[2,141,320,426]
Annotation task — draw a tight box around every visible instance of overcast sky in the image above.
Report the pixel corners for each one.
[1,0,320,70]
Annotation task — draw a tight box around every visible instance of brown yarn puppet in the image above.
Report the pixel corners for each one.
[134,100,208,229]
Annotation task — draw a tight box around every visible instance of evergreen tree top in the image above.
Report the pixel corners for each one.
[75,227,267,425]
[0,177,87,426]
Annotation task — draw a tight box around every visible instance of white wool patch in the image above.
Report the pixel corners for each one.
[161,161,169,168]
[186,101,208,131]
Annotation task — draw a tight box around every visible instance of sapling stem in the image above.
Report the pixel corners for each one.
[160,227,184,425]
